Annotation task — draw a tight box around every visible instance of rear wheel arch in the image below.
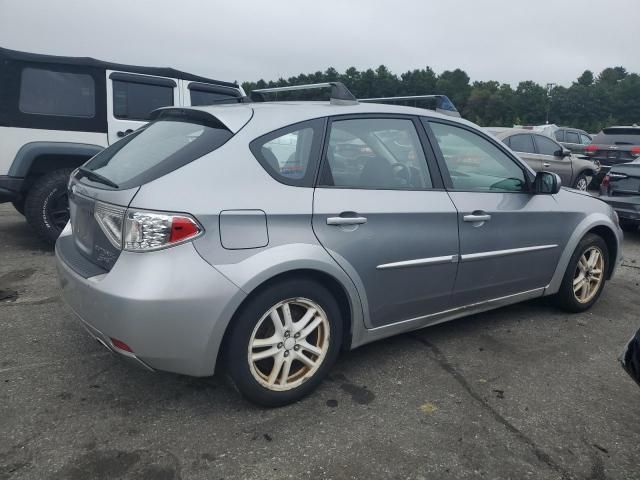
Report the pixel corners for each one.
[216,268,354,373]
[587,225,618,278]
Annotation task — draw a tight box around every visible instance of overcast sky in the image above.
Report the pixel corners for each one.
[1,0,639,87]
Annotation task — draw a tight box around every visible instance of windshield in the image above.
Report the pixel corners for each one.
[83,116,232,189]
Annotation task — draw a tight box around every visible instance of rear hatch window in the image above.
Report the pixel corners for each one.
[81,109,233,189]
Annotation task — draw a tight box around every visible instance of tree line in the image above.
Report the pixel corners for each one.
[242,66,640,133]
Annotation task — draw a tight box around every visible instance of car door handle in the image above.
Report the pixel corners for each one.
[463,213,491,222]
[543,162,551,167]
[327,216,368,226]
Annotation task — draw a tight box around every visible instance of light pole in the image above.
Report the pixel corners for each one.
[545,82,556,124]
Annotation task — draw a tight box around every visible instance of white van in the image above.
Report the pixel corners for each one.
[0,47,243,243]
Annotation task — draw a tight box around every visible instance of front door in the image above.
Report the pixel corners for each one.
[312,116,459,328]
[106,70,179,144]
[533,134,573,186]
[425,120,563,307]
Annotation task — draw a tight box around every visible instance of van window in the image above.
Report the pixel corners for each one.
[190,90,239,106]
[19,68,95,117]
[113,80,173,121]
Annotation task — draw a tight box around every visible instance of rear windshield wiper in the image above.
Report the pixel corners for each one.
[77,166,119,189]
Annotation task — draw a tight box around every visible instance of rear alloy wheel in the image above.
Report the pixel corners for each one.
[556,233,609,312]
[24,169,73,245]
[225,279,342,406]
[573,173,589,191]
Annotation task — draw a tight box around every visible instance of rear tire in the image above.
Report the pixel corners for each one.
[24,169,73,245]
[555,233,608,313]
[619,219,638,232]
[225,278,342,407]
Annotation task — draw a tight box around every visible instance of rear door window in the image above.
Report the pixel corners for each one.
[554,130,565,142]
[113,80,174,120]
[566,131,580,144]
[319,117,432,190]
[82,111,232,189]
[19,67,95,117]
[508,134,535,153]
[189,83,241,106]
[534,135,561,156]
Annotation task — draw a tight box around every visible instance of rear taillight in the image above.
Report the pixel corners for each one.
[123,210,202,252]
[93,202,202,252]
[631,146,640,158]
[601,175,610,188]
[584,145,598,156]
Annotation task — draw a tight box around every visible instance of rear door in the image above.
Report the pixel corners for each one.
[533,134,573,186]
[424,119,562,307]
[312,115,459,329]
[106,70,179,144]
[505,133,541,171]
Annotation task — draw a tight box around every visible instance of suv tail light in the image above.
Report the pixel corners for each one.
[124,210,202,251]
[584,145,598,156]
[601,175,610,188]
[631,146,640,158]
[93,202,202,252]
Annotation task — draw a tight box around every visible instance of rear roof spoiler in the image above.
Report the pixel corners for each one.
[248,82,460,116]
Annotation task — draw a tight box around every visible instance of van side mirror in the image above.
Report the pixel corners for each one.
[533,171,561,194]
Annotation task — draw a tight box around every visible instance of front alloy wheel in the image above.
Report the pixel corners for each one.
[225,278,342,406]
[572,246,604,303]
[556,233,609,312]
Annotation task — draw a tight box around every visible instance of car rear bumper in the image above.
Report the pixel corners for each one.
[599,194,640,221]
[55,230,246,377]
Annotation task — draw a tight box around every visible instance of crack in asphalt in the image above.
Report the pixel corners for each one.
[410,334,575,480]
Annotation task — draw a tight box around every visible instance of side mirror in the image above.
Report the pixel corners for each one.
[533,171,561,194]
[561,148,571,157]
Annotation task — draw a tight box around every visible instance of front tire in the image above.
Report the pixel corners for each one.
[24,169,73,245]
[573,173,589,191]
[555,233,608,312]
[225,278,343,407]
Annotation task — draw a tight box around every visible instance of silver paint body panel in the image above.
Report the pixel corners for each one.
[55,101,623,376]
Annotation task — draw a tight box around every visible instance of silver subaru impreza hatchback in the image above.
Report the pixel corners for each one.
[56,83,622,406]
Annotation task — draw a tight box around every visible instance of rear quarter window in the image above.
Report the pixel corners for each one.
[82,111,232,189]
[249,119,325,187]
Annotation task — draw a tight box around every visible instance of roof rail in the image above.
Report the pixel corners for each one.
[250,82,358,105]
[359,94,460,117]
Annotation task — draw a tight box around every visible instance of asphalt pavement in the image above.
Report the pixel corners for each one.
[1,203,639,480]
